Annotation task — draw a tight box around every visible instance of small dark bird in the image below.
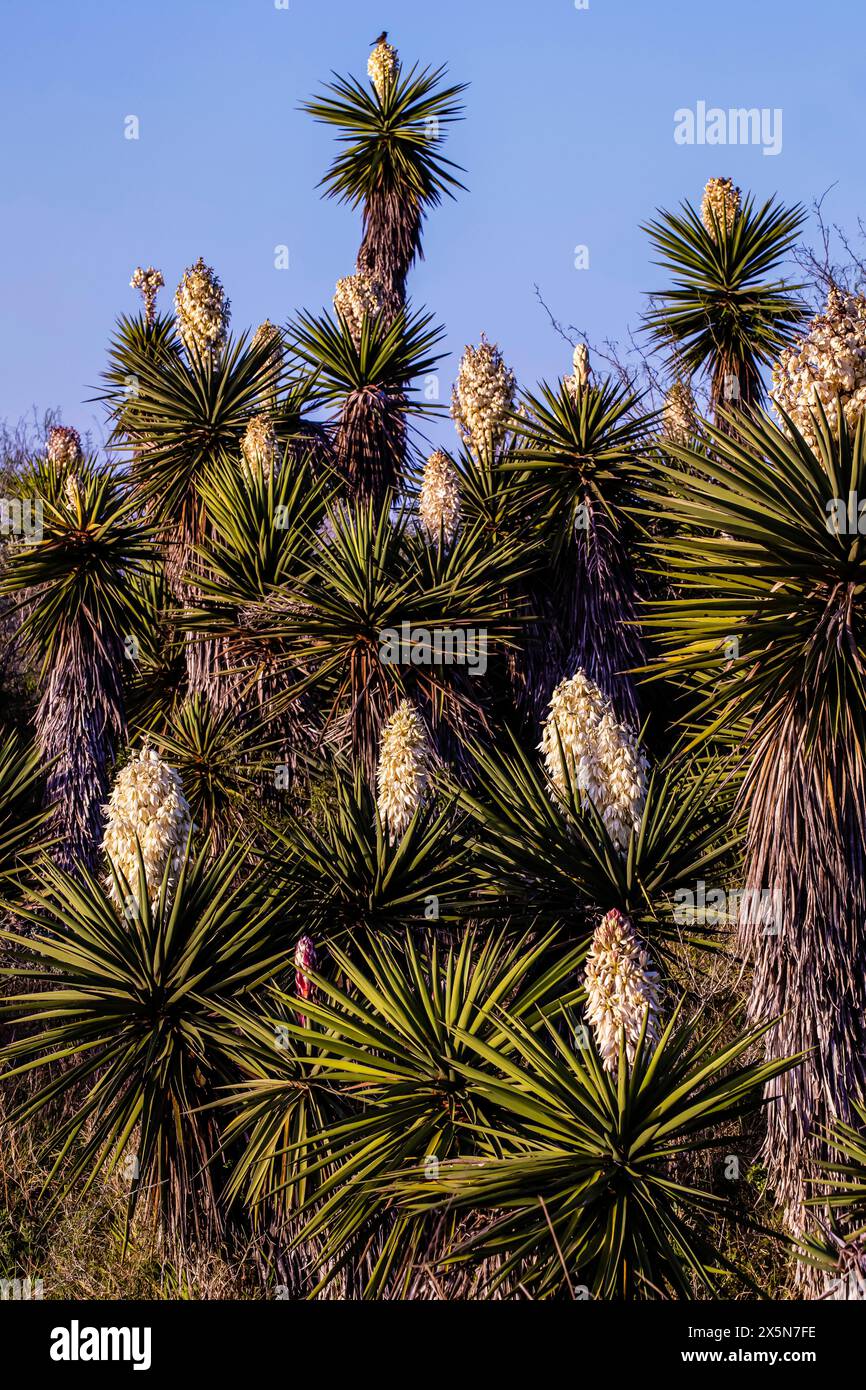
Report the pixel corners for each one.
[371,31,388,45]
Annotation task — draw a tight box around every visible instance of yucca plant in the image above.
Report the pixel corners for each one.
[391,1008,793,1298]
[0,460,152,872]
[0,840,286,1247]
[102,318,292,691]
[453,729,742,958]
[640,402,866,1231]
[232,928,585,1298]
[509,374,657,722]
[302,60,467,301]
[799,1100,866,1297]
[124,560,185,736]
[643,190,807,422]
[251,495,527,777]
[289,304,445,503]
[0,729,54,885]
[152,694,280,849]
[264,759,477,940]
[183,445,330,733]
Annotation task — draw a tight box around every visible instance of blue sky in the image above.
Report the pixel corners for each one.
[2,0,864,451]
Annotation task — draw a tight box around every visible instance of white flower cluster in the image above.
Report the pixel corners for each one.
[376,700,432,844]
[368,40,400,100]
[130,265,165,324]
[584,908,661,1074]
[241,413,278,478]
[701,177,740,239]
[771,286,866,447]
[450,334,517,452]
[333,271,395,344]
[102,747,192,910]
[174,256,231,360]
[419,450,461,545]
[662,380,697,444]
[252,318,284,373]
[540,669,648,852]
[47,425,82,470]
[63,472,82,513]
[565,343,591,399]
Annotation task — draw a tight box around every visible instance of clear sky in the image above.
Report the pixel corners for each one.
[2,0,863,451]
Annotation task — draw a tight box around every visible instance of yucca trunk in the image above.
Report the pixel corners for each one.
[523,498,643,727]
[336,386,407,506]
[39,626,126,874]
[356,198,417,306]
[743,719,866,1258]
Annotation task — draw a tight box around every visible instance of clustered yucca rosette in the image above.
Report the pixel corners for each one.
[662,379,697,445]
[368,39,400,100]
[451,334,517,452]
[700,176,740,239]
[584,908,661,1074]
[241,413,278,478]
[102,747,192,910]
[47,425,82,471]
[771,286,866,447]
[376,700,432,844]
[540,669,648,852]
[419,450,461,545]
[174,256,231,359]
[565,343,591,399]
[130,265,165,324]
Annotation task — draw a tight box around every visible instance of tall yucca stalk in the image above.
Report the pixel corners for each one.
[643,191,807,426]
[289,304,445,505]
[0,462,152,872]
[509,374,656,723]
[641,402,866,1238]
[303,61,466,303]
[101,316,289,690]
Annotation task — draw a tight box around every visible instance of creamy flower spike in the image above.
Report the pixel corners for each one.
[103,748,192,910]
[771,286,866,446]
[368,40,400,100]
[450,334,517,453]
[565,343,591,399]
[130,266,165,325]
[584,908,661,1074]
[241,413,278,478]
[700,176,741,239]
[174,257,231,359]
[540,669,648,852]
[47,425,82,471]
[419,450,461,545]
[376,700,432,844]
[662,380,697,445]
[252,318,284,373]
[333,271,396,344]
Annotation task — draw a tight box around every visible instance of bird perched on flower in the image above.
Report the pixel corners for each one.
[371,30,388,45]
[368,36,400,100]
